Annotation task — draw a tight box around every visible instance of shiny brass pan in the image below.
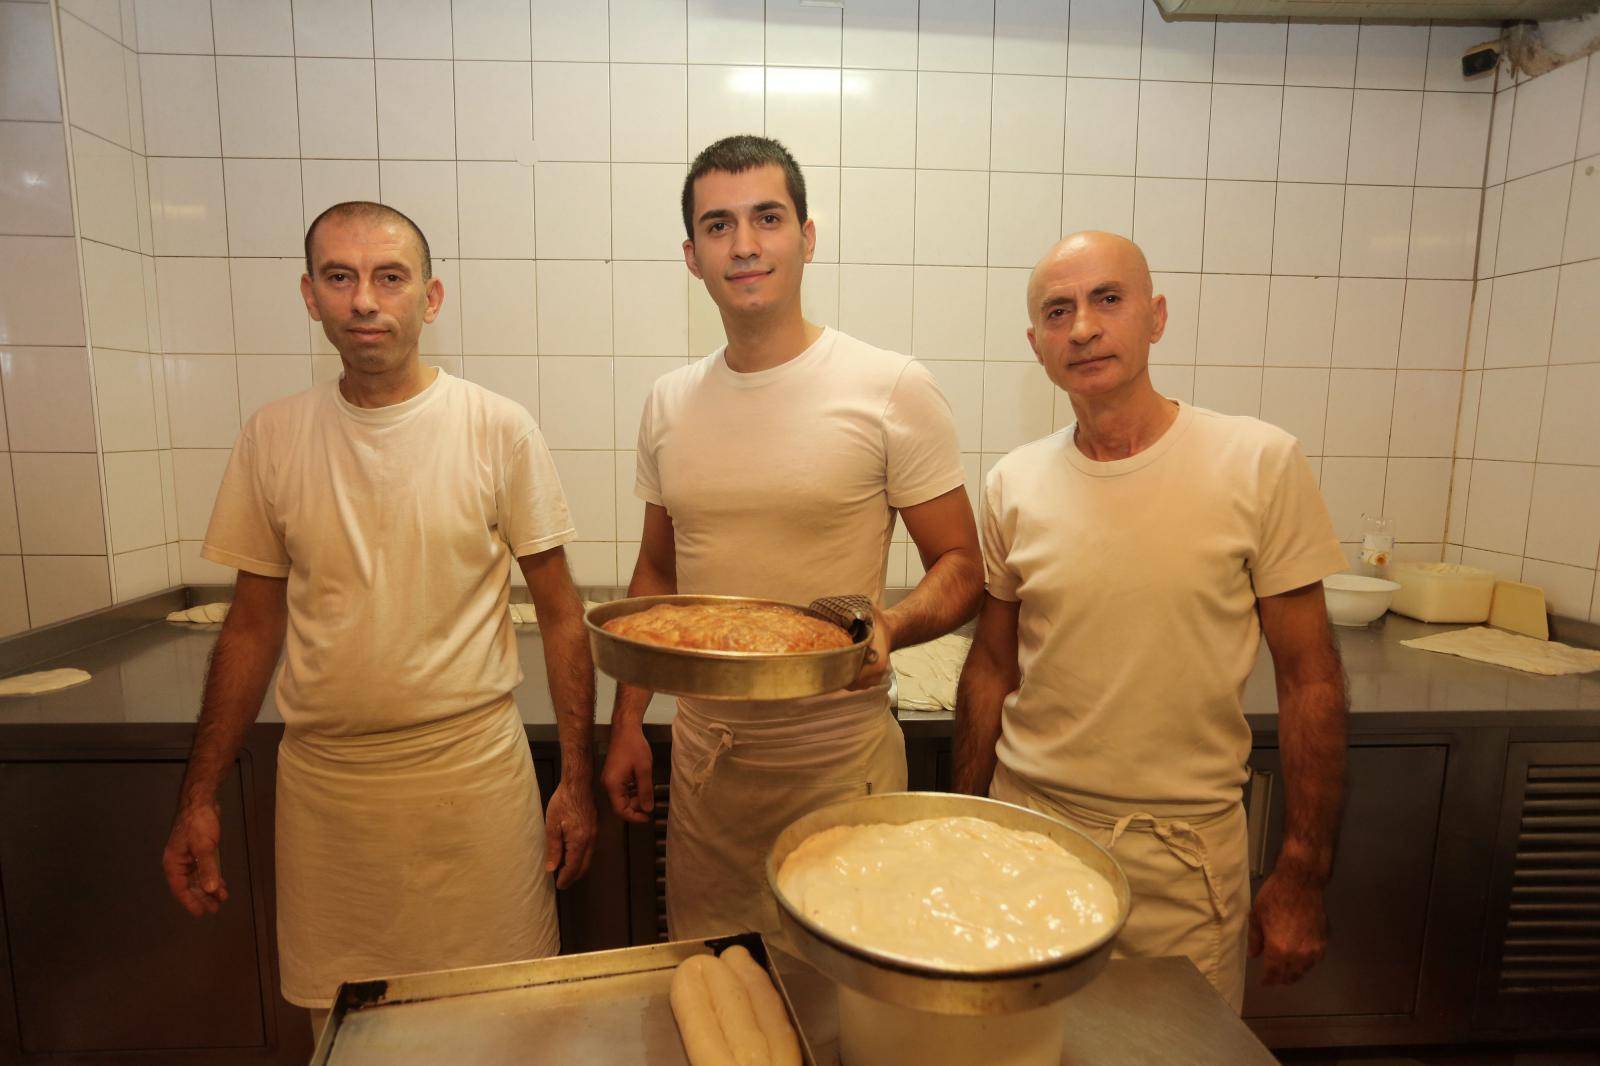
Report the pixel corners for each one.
[584,595,871,701]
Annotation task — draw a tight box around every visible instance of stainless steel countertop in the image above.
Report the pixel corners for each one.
[1,591,1598,734]
[785,951,1275,1066]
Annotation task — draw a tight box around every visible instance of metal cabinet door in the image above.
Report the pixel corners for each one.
[1472,742,1600,1034]
[0,759,268,1056]
[1243,742,1448,1020]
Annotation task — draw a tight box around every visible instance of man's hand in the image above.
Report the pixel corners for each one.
[543,779,597,889]
[600,722,655,824]
[846,604,893,691]
[162,802,229,917]
[1248,866,1328,985]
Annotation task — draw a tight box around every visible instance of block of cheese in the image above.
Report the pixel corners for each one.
[1389,562,1495,623]
[1488,580,1548,640]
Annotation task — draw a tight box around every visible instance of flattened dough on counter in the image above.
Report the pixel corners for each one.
[0,668,92,697]
[166,603,229,624]
[890,632,972,711]
[1402,626,1600,677]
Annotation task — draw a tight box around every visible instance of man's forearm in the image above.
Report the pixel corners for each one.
[1275,668,1348,885]
[179,623,281,813]
[540,606,596,783]
[952,653,1012,796]
[611,553,676,728]
[884,546,984,651]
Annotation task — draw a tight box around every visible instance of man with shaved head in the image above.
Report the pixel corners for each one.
[954,232,1349,1011]
[161,201,596,1041]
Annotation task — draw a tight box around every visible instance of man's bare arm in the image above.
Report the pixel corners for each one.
[520,546,595,785]
[162,571,288,916]
[952,593,1021,796]
[890,486,985,649]
[1251,580,1349,984]
[519,545,597,888]
[600,503,676,822]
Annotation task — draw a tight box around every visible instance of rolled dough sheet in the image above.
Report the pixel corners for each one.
[0,668,92,697]
[890,632,972,711]
[166,603,229,624]
[1401,626,1600,677]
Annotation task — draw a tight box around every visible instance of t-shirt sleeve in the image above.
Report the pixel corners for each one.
[980,467,1022,602]
[633,385,664,507]
[501,426,577,557]
[1250,437,1349,598]
[883,360,967,509]
[200,431,291,578]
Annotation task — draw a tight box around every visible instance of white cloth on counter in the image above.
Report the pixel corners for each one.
[508,600,599,625]
[0,668,92,697]
[1402,626,1600,676]
[889,632,971,711]
[167,603,229,624]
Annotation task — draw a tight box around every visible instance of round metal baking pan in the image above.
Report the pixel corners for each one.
[584,595,870,701]
[766,792,1132,1015]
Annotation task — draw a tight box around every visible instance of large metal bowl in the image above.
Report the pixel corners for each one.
[766,792,1131,1016]
[585,595,870,701]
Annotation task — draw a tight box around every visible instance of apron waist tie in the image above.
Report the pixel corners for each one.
[1109,812,1229,924]
[682,723,735,795]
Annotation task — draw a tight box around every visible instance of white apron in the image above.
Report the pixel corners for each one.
[275,697,560,1007]
[991,763,1251,1013]
[665,696,907,940]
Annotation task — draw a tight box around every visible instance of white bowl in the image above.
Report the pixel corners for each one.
[1323,573,1402,627]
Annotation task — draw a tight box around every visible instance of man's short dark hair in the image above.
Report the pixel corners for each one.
[304,201,433,279]
[681,135,808,240]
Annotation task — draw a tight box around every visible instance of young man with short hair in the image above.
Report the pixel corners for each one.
[602,137,985,936]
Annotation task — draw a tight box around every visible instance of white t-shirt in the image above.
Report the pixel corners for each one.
[982,402,1347,816]
[202,371,574,735]
[636,327,965,718]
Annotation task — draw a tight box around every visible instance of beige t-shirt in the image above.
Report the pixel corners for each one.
[982,402,1346,816]
[202,371,574,735]
[636,327,965,718]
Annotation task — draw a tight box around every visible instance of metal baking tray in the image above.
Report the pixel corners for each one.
[309,931,818,1065]
[586,595,869,700]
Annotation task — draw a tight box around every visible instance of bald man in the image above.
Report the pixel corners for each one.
[953,232,1349,1012]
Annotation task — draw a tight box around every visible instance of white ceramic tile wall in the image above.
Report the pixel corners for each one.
[15,1,1532,632]
[1452,51,1600,621]
[2,1,110,632]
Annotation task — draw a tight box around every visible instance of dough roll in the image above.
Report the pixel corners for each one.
[720,946,801,1066]
[669,953,772,1066]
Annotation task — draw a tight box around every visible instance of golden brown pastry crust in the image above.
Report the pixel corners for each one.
[604,602,852,653]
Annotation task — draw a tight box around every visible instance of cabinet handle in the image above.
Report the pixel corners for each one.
[1247,769,1274,878]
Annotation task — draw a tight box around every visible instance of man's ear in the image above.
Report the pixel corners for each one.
[801,216,816,264]
[423,275,445,324]
[1148,292,1167,345]
[300,274,322,322]
[682,238,703,280]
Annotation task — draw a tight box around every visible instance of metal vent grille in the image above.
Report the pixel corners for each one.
[652,782,671,942]
[1497,765,1600,996]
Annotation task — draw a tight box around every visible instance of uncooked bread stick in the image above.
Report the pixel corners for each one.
[697,953,771,1066]
[720,947,801,1066]
[670,956,741,1066]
